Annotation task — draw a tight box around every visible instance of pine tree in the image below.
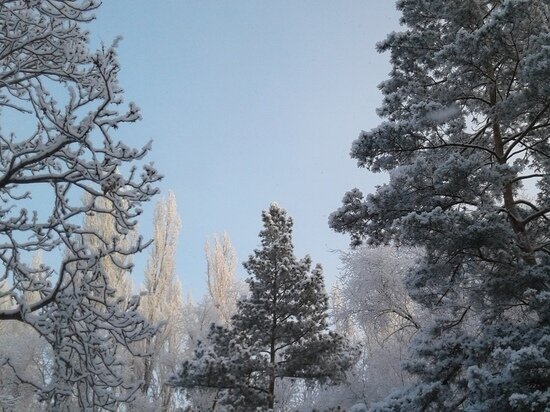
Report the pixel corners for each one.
[172,204,358,410]
[330,1,550,410]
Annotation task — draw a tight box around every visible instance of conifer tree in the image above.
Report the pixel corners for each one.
[171,204,358,410]
[330,1,550,410]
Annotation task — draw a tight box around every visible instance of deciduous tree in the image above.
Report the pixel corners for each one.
[205,233,238,325]
[137,191,185,411]
[0,1,160,409]
[83,194,134,301]
[337,246,421,405]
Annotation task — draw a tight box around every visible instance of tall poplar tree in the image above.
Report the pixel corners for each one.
[138,191,185,410]
[205,233,238,325]
[172,204,358,410]
[83,194,134,301]
[330,1,550,410]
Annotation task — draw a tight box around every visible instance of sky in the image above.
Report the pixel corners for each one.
[88,1,402,299]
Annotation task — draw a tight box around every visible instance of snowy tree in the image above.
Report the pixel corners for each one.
[82,194,134,301]
[177,293,222,412]
[205,232,238,325]
[181,234,240,357]
[136,191,185,411]
[171,203,358,410]
[337,247,422,405]
[0,253,50,411]
[0,1,160,409]
[338,247,421,355]
[292,247,422,411]
[174,234,241,410]
[330,1,550,410]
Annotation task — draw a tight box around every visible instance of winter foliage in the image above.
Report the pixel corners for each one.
[334,247,422,404]
[136,191,186,410]
[1,0,548,410]
[205,233,239,326]
[331,1,550,410]
[171,204,358,410]
[0,1,160,409]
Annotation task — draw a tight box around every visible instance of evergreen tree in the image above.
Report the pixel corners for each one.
[172,204,358,410]
[330,1,550,410]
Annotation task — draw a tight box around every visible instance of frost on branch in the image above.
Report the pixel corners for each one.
[132,192,186,411]
[171,204,359,410]
[332,1,550,410]
[0,1,161,409]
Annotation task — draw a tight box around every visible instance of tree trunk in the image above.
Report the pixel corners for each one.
[269,275,278,410]
[142,337,153,395]
[489,77,537,267]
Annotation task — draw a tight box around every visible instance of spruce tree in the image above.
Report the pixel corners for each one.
[330,1,550,410]
[172,204,357,410]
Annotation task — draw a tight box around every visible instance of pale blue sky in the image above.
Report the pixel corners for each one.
[89,1,401,298]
